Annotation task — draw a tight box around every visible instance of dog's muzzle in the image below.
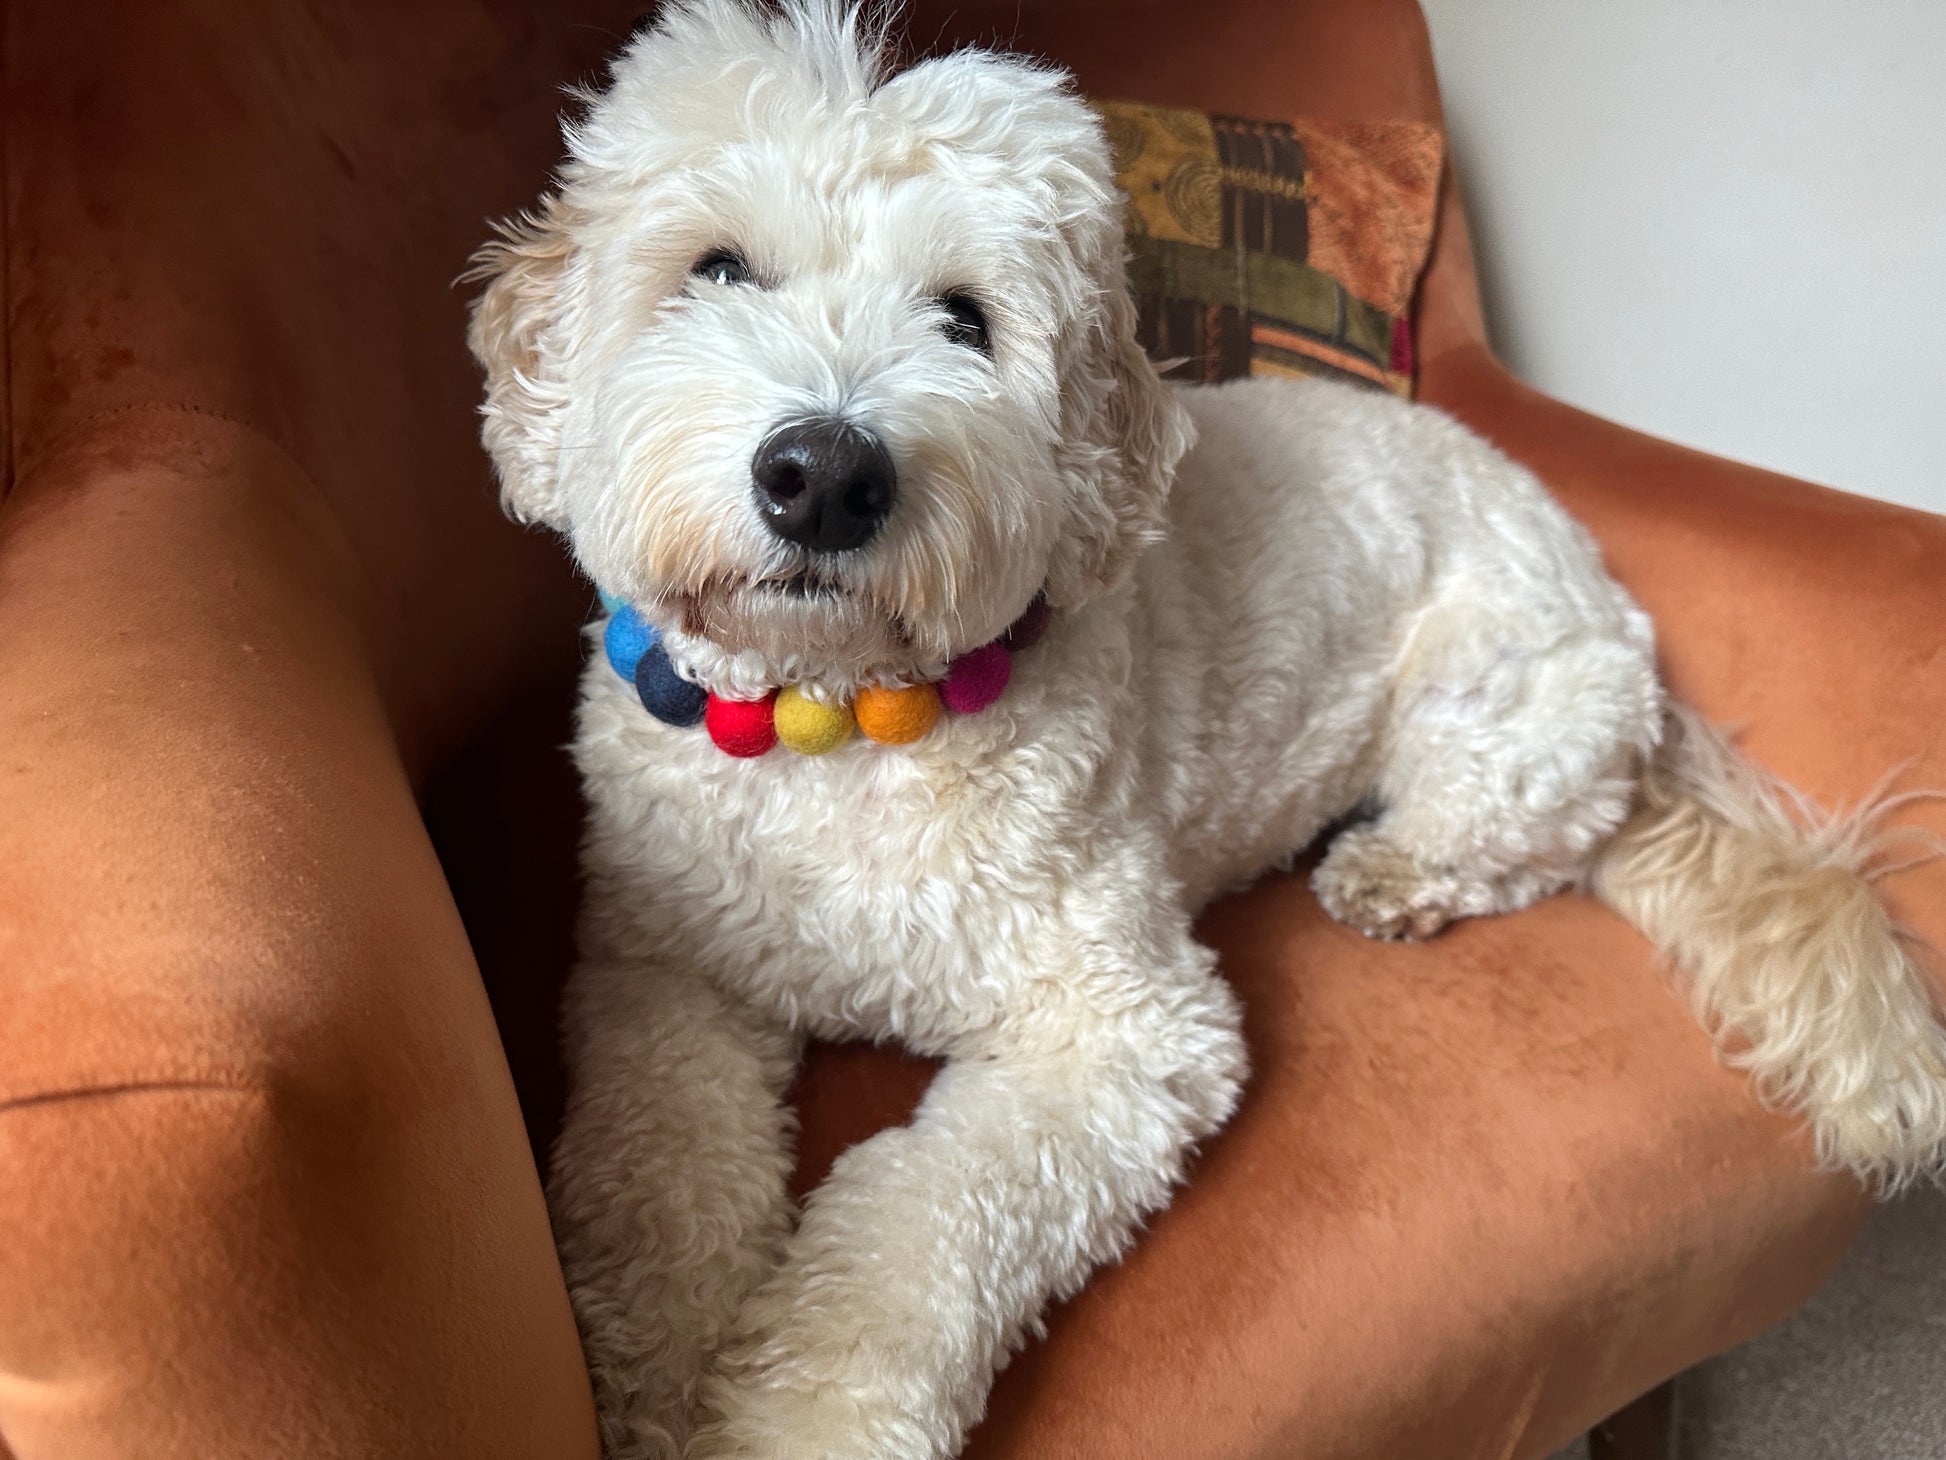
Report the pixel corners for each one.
[751,417,897,554]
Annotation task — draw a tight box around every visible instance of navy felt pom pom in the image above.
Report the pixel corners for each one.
[636,642,707,727]
[604,604,656,681]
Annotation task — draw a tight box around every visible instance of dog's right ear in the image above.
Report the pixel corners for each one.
[465,195,579,528]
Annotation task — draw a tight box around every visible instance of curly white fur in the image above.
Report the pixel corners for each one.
[1591,705,1946,1189]
[467,4,1946,1455]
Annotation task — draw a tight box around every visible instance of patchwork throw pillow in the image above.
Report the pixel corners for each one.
[1098,101,1444,395]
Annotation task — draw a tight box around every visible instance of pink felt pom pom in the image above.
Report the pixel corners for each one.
[939,643,1012,714]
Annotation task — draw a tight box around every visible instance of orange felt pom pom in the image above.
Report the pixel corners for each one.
[853,681,941,745]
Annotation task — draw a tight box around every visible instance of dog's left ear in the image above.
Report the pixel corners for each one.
[1044,237,1194,608]
[464,194,580,529]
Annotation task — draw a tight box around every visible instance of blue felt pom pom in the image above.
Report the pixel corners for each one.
[597,588,626,613]
[604,604,657,682]
[635,642,707,727]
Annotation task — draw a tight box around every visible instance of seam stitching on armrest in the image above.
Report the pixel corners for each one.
[0,1075,258,1117]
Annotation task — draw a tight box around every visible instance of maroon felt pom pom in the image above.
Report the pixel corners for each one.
[1000,594,1051,652]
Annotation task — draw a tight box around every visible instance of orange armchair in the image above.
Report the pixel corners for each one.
[3,2,1939,1458]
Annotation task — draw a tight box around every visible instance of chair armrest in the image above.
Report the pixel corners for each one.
[0,421,598,1460]
[0,1,641,1450]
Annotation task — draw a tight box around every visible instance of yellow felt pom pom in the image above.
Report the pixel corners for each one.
[853,681,941,746]
[774,684,854,755]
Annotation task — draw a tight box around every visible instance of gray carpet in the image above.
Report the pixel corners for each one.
[1548,1189,1946,1459]
[1676,1188,1946,1458]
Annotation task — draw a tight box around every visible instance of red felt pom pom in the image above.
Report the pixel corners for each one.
[1000,594,1051,652]
[706,692,778,757]
[939,643,1012,714]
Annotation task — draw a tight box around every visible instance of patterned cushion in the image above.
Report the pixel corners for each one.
[1098,102,1444,395]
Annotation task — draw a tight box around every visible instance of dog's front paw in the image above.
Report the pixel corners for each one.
[589,1363,695,1460]
[684,1384,895,1460]
[1312,829,1471,942]
[688,1362,944,1460]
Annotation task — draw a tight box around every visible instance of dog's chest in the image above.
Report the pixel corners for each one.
[574,660,1128,1041]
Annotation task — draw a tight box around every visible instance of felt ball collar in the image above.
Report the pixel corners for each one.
[598,590,1051,758]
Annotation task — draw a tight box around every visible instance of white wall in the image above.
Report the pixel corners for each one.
[1420,0,1946,515]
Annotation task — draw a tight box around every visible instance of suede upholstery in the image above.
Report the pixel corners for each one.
[3,3,1942,1459]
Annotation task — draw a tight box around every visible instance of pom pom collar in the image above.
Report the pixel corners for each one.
[598,593,1049,758]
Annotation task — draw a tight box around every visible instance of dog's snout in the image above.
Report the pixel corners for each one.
[751,419,896,553]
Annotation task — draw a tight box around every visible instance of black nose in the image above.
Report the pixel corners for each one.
[751,418,896,553]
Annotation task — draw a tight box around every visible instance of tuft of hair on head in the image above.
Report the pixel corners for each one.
[626,0,902,101]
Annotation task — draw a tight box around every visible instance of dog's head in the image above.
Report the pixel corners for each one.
[467,0,1190,690]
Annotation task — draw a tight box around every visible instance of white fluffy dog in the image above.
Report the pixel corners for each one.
[468,3,1946,1455]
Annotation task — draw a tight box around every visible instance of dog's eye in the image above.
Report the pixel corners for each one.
[937,292,991,354]
[692,249,755,287]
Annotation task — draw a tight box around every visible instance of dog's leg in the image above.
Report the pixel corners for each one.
[1313,622,1660,941]
[688,920,1246,1460]
[551,958,800,1460]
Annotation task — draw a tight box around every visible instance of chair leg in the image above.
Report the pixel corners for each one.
[1589,1380,1677,1460]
